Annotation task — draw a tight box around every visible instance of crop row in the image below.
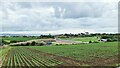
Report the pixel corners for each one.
[2,47,63,67]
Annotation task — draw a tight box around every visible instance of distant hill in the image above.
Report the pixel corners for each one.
[0,33,23,36]
[0,33,41,36]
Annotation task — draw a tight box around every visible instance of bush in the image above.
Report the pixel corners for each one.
[112,38,118,41]
[26,42,30,46]
[107,39,112,42]
[39,43,44,46]
[31,41,36,46]
[89,41,92,43]
[10,40,17,43]
[20,44,24,46]
[101,36,112,39]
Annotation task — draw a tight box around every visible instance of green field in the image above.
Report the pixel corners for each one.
[0,36,119,66]
[1,37,38,43]
[2,47,63,67]
[1,42,118,66]
[28,42,118,61]
[0,37,37,43]
[59,37,99,42]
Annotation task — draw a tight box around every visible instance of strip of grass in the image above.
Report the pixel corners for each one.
[59,37,98,42]
[1,37,38,41]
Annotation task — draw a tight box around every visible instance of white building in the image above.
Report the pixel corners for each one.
[99,39,107,42]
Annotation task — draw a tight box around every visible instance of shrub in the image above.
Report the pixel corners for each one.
[31,41,36,46]
[10,40,17,43]
[107,39,112,42]
[20,44,24,46]
[89,41,92,43]
[39,43,44,46]
[26,42,30,46]
[112,38,118,41]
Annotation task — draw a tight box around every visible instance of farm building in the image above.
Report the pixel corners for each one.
[99,39,107,42]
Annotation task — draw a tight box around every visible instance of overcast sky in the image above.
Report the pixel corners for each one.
[0,2,118,34]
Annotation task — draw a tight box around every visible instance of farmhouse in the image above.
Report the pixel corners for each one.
[99,39,107,42]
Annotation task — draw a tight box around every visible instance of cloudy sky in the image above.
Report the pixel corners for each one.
[0,2,118,34]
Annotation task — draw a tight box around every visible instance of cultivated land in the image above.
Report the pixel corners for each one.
[28,42,118,61]
[1,42,119,67]
[0,35,119,67]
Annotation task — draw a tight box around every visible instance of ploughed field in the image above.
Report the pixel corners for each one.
[1,42,119,67]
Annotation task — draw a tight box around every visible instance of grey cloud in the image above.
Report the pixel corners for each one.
[0,2,118,33]
[37,2,112,18]
[17,2,32,8]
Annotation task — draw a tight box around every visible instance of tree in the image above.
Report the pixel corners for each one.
[89,40,92,43]
[10,40,17,43]
[31,41,36,46]
[26,42,30,46]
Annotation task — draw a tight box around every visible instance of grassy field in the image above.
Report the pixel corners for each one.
[28,42,118,61]
[59,37,98,42]
[1,37,37,41]
[1,37,38,42]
